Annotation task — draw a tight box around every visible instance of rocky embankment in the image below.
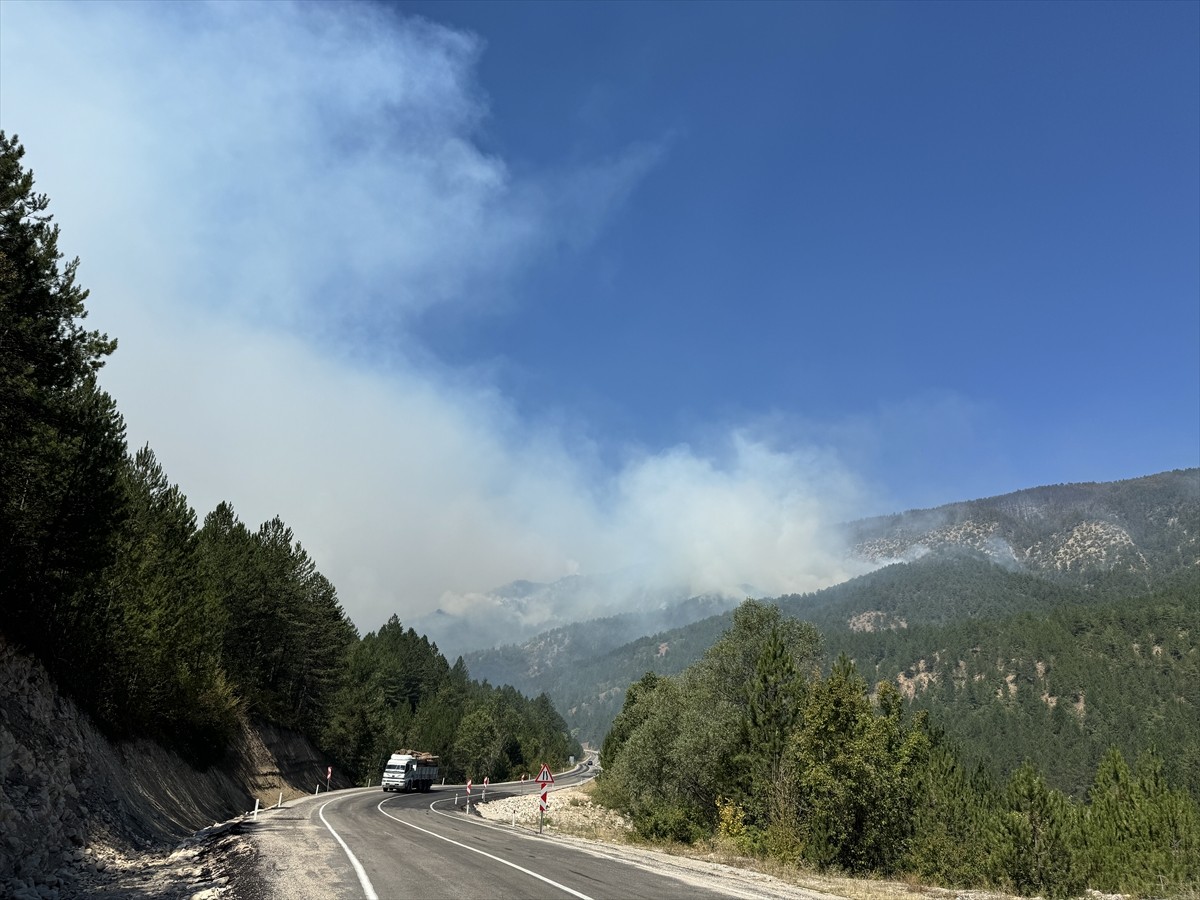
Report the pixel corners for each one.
[0,634,344,899]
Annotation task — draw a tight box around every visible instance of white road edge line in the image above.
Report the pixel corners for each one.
[319,797,380,900]
[376,799,596,900]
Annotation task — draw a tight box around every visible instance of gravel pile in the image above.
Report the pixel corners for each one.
[476,786,631,836]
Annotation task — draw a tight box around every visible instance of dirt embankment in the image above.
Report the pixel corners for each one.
[0,634,346,899]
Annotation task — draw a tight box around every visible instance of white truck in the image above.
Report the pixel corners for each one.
[381,750,439,793]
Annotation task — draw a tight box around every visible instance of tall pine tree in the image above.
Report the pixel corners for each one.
[0,132,126,684]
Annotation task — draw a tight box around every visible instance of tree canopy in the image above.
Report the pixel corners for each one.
[0,133,580,778]
[1,131,126,679]
[596,596,1200,897]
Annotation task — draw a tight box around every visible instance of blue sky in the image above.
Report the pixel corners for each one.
[1,1,1196,633]
[403,0,1199,500]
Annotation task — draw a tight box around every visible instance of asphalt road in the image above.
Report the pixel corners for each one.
[248,769,772,900]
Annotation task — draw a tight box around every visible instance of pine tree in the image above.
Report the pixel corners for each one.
[0,132,126,672]
[990,762,1084,898]
[740,625,803,826]
[1084,747,1139,887]
[1082,748,1200,893]
[904,738,995,885]
[94,447,231,743]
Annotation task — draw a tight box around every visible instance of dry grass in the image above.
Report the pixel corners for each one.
[529,785,1020,900]
[482,785,1185,900]
[625,837,971,900]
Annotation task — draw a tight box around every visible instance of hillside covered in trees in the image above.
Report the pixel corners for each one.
[597,601,1199,898]
[468,471,1198,755]
[0,132,578,786]
[801,564,1200,799]
[581,473,1200,896]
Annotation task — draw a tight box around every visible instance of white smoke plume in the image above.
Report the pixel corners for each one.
[1,1,867,640]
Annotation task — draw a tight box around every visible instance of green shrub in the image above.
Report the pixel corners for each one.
[633,806,706,844]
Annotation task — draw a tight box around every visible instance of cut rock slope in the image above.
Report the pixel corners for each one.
[0,633,344,898]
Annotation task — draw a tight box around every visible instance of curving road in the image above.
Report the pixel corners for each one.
[245,768,793,900]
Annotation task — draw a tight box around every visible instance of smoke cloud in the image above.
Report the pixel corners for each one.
[1,1,866,638]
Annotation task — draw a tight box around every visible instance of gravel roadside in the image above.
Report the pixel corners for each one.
[476,784,1026,900]
[47,783,1031,900]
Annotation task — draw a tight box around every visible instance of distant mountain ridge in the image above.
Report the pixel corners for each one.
[411,569,743,661]
[459,592,739,688]
[426,470,1197,660]
[464,468,1199,745]
[846,468,1198,578]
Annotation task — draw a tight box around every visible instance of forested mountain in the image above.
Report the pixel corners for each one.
[0,133,578,785]
[579,477,1200,895]
[597,601,1199,898]
[831,570,1199,798]
[469,470,1199,749]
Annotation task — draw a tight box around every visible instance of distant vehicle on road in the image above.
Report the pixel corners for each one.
[381,750,439,793]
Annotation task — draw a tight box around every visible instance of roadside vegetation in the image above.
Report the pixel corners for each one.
[595,600,1200,898]
[0,132,579,785]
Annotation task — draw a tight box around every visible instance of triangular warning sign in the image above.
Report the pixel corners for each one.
[537,764,554,785]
